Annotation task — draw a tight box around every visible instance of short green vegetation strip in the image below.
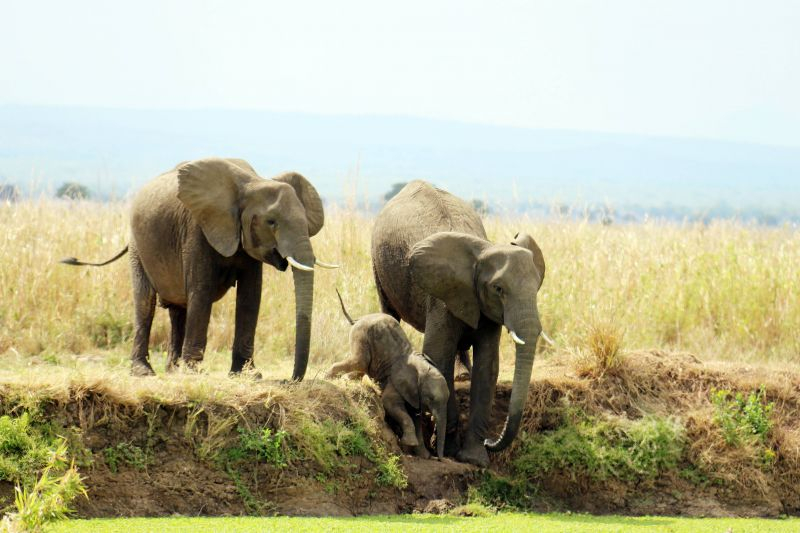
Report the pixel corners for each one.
[0,412,88,532]
[516,413,686,481]
[49,513,800,533]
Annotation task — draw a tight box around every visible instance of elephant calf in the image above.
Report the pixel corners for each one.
[326,291,448,459]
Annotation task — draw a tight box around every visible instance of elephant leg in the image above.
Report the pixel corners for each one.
[382,383,418,447]
[412,414,431,459]
[181,280,214,370]
[165,306,186,372]
[230,263,262,374]
[325,357,366,379]
[458,318,501,467]
[422,301,464,457]
[327,325,370,379]
[130,255,156,377]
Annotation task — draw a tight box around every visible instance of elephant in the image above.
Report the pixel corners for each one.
[61,157,336,380]
[371,180,545,467]
[326,290,448,459]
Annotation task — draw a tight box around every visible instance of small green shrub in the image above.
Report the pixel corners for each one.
[102,443,150,473]
[473,473,533,510]
[711,387,774,446]
[2,439,87,532]
[286,413,407,488]
[0,413,58,486]
[376,454,407,489]
[234,428,290,468]
[514,413,685,482]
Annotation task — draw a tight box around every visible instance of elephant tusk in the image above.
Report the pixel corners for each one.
[509,330,526,345]
[286,256,314,272]
[315,259,340,269]
[541,331,555,346]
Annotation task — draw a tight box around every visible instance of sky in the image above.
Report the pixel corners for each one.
[2,0,800,146]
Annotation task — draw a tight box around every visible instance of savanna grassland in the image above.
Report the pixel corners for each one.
[2,199,799,372]
[0,199,799,530]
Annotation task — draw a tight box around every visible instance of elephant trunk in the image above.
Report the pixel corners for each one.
[484,315,541,452]
[434,406,447,460]
[290,241,315,381]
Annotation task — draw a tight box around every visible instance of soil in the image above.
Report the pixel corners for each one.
[1,351,798,518]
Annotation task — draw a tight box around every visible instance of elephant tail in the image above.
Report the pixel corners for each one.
[60,245,129,267]
[335,288,356,326]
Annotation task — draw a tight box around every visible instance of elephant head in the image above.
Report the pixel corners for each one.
[409,231,545,452]
[419,364,449,460]
[176,157,334,381]
[393,353,450,460]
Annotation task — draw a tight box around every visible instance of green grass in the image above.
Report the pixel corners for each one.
[711,387,775,446]
[0,412,61,486]
[514,413,686,483]
[48,513,800,533]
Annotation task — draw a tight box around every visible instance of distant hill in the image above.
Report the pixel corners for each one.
[1,105,798,222]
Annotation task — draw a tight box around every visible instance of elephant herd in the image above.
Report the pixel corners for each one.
[63,158,546,467]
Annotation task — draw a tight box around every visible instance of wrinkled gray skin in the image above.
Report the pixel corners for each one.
[371,181,545,467]
[326,297,449,459]
[62,157,326,380]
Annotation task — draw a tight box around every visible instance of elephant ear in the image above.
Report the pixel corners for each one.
[512,232,545,289]
[177,158,257,257]
[409,232,489,329]
[390,359,421,410]
[272,172,324,237]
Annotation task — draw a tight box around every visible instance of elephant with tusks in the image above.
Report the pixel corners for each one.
[62,157,337,379]
[371,181,545,466]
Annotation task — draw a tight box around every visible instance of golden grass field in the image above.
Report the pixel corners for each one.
[0,199,799,384]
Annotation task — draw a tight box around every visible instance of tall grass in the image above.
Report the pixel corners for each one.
[0,200,798,378]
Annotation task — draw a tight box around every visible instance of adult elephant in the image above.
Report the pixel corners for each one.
[62,157,335,379]
[371,181,545,466]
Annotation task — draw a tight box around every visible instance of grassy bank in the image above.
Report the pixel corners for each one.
[1,200,799,376]
[0,346,797,522]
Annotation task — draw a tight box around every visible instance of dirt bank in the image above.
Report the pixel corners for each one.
[0,350,797,518]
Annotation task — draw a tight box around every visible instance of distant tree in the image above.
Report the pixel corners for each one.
[0,184,19,202]
[471,199,491,216]
[383,182,409,202]
[56,182,91,200]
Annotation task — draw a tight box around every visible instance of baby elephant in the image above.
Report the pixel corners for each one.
[327,290,448,459]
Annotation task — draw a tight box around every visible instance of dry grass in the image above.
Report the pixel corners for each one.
[1,199,799,384]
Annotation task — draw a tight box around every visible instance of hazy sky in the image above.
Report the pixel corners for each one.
[3,0,799,146]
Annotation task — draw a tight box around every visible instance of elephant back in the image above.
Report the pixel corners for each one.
[371,181,487,331]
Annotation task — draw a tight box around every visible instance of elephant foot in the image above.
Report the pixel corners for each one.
[130,361,156,377]
[400,433,419,447]
[165,359,180,373]
[182,358,203,372]
[413,444,431,459]
[457,439,489,467]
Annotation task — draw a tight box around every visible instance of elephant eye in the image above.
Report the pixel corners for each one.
[493,284,504,296]
[266,219,276,228]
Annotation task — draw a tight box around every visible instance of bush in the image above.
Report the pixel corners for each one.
[103,442,150,473]
[233,428,290,468]
[711,387,774,446]
[514,413,685,482]
[0,413,58,486]
[3,440,86,532]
